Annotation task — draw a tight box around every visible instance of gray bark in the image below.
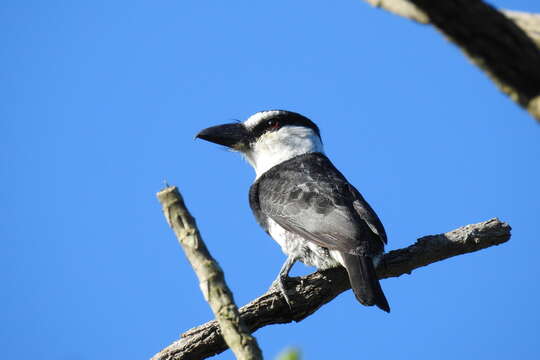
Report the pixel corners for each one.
[156,186,263,360]
[362,0,540,122]
[153,218,511,360]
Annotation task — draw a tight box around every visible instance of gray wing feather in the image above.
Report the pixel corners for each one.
[254,153,386,255]
[349,184,387,244]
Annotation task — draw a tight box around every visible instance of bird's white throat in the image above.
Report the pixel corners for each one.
[243,125,325,179]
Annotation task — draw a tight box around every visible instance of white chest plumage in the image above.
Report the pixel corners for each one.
[243,125,324,179]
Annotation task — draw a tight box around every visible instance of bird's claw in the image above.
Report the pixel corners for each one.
[270,276,294,311]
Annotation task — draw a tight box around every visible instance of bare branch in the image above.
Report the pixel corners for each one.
[364,0,429,23]
[503,10,540,48]
[363,0,540,47]
[156,186,263,360]
[362,0,540,122]
[153,218,511,360]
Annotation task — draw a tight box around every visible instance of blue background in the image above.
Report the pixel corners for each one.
[2,1,540,359]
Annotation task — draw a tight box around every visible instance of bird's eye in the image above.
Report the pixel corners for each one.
[267,119,280,130]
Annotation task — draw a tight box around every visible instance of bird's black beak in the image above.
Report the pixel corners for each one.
[195,123,250,150]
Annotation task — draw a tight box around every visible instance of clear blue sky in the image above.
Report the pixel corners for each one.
[2,1,540,359]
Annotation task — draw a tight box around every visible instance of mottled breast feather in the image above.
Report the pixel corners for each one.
[248,152,386,256]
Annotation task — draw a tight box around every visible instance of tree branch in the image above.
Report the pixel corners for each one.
[156,186,262,360]
[152,218,511,360]
[362,0,540,123]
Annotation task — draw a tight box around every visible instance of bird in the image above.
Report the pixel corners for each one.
[196,110,390,312]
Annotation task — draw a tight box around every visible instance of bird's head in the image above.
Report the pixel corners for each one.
[196,110,324,177]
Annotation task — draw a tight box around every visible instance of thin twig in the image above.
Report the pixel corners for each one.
[156,186,263,360]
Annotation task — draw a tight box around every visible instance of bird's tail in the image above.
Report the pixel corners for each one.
[341,253,390,313]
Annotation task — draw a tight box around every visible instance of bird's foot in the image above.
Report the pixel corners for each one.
[270,275,294,311]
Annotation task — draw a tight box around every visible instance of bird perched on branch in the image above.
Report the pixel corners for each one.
[196,110,390,312]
